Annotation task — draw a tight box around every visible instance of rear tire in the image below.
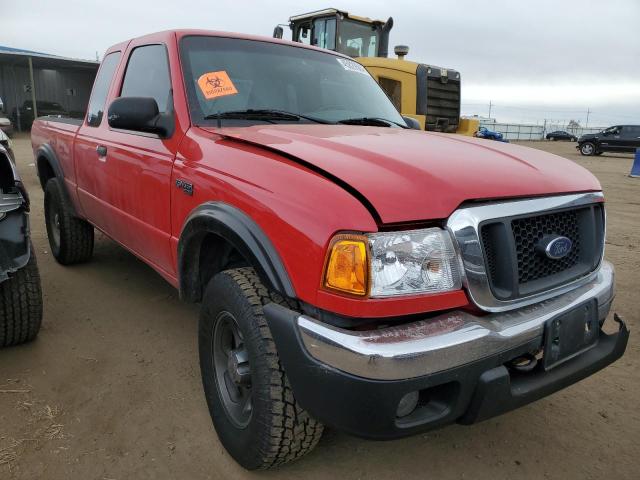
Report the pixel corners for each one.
[580,142,596,156]
[0,248,43,347]
[199,267,323,470]
[44,178,94,265]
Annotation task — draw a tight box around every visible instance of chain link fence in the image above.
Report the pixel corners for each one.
[478,121,606,141]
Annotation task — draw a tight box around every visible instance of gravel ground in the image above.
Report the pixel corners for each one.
[1,135,638,479]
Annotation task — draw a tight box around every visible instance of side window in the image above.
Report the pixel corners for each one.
[378,77,402,112]
[312,19,325,47]
[325,19,336,50]
[86,52,121,127]
[120,45,172,113]
[295,25,311,45]
[313,18,336,50]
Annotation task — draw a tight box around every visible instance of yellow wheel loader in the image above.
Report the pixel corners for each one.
[274,8,477,135]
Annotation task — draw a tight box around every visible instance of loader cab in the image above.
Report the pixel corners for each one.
[280,9,393,58]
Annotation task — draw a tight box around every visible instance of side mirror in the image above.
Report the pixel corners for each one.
[108,97,171,137]
[403,116,421,130]
[273,26,284,39]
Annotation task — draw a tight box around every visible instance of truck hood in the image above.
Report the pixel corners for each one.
[203,125,601,224]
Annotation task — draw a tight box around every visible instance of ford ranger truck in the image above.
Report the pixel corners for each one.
[30,30,628,470]
[0,140,43,348]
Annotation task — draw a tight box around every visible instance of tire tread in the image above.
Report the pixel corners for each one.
[45,178,94,265]
[0,250,43,347]
[214,268,323,469]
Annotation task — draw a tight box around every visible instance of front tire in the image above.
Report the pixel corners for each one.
[44,178,94,265]
[580,142,596,156]
[199,268,323,470]
[0,248,43,347]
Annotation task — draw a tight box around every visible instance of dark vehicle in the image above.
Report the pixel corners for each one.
[0,143,43,348]
[12,100,69,131]
[0,129,13,162]
[0,96,14,137]
[578,125,640,156]
[546,130,577,141]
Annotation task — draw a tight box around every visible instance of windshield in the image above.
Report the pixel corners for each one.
[337,20,379,57]
[180,36,403,127]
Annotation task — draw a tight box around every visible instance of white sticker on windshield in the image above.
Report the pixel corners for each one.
[336,58,369,75]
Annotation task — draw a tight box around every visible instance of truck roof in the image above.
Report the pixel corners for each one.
[104,29,351,58]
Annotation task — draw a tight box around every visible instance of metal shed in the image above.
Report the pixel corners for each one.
[0,45,98,131]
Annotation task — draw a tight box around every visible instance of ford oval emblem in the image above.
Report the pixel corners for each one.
[541,235,573,259]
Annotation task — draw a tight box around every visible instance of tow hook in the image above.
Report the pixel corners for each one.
[507,352,538,373]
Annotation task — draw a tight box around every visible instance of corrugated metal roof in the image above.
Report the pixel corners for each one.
[0,44,98,66]
[0,45,50,56]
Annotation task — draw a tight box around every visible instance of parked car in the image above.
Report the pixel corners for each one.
[31,30,628,470]
[577,125,640,156]
[12,100,68,131]
[475,126,509,142]
[0,129,14,162]
[546,130,577,141]
[0,114,14,137]
[0,143,43,348]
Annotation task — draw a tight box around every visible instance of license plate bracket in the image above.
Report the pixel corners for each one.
[543,300,599,370]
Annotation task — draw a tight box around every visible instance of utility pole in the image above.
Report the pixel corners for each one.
[28,56,38,119]
[586,108,591,128]
[488,100,493,119]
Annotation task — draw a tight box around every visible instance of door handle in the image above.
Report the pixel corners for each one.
[96,145,107,157]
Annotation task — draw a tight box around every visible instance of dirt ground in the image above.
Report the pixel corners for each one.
[1,135,638,479]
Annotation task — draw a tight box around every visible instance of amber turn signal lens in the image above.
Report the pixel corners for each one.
[324,235,368,296]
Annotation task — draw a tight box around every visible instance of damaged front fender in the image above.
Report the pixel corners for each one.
[0,146,30,283]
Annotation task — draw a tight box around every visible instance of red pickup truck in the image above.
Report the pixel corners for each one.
[31,30,628,470]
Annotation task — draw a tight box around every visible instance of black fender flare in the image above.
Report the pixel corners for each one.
[35,144,64,188]
[35,144,78,216]
[178,202,296,302]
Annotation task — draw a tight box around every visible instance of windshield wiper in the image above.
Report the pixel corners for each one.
[337,117,408,128]
[204,109,331,125]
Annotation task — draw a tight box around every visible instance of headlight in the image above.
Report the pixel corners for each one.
[323,228,463,297]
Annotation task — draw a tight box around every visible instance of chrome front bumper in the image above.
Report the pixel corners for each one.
[297,262,615,381]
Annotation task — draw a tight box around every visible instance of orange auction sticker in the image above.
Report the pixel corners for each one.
[197,71,238,100]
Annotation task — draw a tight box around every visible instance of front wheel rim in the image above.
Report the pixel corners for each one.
[212,311,253,428]
[47,201,61,247]
[582,144,594,154]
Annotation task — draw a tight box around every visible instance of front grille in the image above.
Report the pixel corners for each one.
[481,204,605,300]
[424,78,460,133]
[513,210,581,283]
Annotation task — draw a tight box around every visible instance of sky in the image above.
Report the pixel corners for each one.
[2,0,639,126]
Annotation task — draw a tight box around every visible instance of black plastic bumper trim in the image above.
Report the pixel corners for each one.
[264,303,629,440]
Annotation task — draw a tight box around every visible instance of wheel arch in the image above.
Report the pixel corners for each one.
[36,144,80,216]
[178,202,296,303]
[35,144,63,190]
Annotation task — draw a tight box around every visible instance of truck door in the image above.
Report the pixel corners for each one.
[620,126,640,153]
[76,42,179,279]
[599,126,623,152]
